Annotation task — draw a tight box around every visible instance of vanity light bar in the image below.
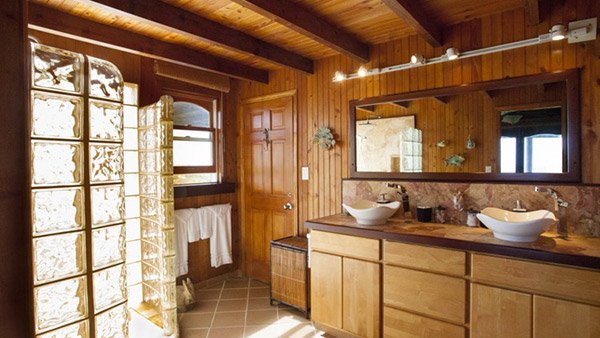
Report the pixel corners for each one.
[333,17,597,82]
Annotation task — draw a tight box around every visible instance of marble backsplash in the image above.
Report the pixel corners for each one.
[342,180,600,237]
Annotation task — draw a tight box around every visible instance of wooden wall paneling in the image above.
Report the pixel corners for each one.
[0,0,30,336]
[239,0,600,240]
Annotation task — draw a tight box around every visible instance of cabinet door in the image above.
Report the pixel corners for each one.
[471,283,532,338]
[310,251,342,329]
[383,306,465,338]
[343,257,380,338]
[534,296,600,338]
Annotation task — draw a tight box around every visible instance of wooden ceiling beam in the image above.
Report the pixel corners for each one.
[381,0,443,47]
[88,0,314,73]
[229,0,370,63]
[524,0,540,26]
[28,3,269,83]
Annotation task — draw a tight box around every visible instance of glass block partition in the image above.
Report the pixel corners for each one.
[138,96,176,336]
[30,43,128,338]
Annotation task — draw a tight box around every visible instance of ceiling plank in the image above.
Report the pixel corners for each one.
[381,0,443,47]
[28,3,269,83]
[88,0,313,73]
[229,0,370,63]
[524,0,540,25]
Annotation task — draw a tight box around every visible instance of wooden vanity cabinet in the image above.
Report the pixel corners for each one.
[470,253,600,338]
[310,230,380,338]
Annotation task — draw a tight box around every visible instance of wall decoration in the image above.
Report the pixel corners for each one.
[444,154,465,166]
[436,140,448,148]
[466,135,476,149]
[313,127,336,149]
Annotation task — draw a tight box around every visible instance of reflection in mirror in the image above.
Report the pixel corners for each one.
[354,79,568,174]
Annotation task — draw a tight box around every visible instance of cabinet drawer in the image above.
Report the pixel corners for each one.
[471,254,600,305]
[384,265,466,324]
[384,241,466,276]
[383,306,465,338]
[310,230,380,261]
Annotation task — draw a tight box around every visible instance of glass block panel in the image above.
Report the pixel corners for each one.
[125,196,140,219]
[32,187,84,236]
[123,83,138,106]
[140,174,158,197]
[90,143,123,183]
[92,225,125,269]
[124,151,139,173]
[33,232,85,285]
[89,56,123,102]
[162,308,177,337]
[126,240,141,263]
[123,106,138,129]
[160,176,174,201]
[139,150,156,173]
[161,229,176,257]
[34,276,87,333]
[142,283,160,310]
[91,185,124,227]
[93,264,126,312]
[139,127,158,150]
[162,281,176,310]
[32,141,82,186]
[160,121,173,146]
[141,261,160,282]
[126,262,142,287]
[37,320,88,338]
[128,284,143,306]
[31,91,83,140]
[159,202,175,230]
[140,197,159,219]
[126,218,140,241]
[124,173,139,196]
[31,43,83,94]
[123,128,138,151]
[89,100,123,141]
[141,240,160,261]
[95,303,128,338]
[160,148,174,174]
[140,218,159,239]
[162,255,176,282]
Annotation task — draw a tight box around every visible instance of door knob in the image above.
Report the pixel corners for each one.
[283,202,293,210]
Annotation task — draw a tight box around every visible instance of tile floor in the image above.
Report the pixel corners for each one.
[179,277,325,338]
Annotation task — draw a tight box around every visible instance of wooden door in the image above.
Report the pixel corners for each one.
[310,251,342,329]
[243,94,297,282]
[471,283,532,338]
[533,296,600,338]
[343,257,380,338]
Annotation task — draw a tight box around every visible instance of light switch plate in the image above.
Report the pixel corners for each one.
[301,166,309,180]
[485,166,492,173]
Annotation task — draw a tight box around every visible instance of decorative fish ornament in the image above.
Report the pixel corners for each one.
[444,154,465,166]
[436,140,448,148]
[466,135,476,149]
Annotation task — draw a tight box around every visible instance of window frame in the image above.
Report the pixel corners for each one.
[163,87,222,179]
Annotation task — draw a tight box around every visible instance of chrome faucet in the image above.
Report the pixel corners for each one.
[387,183,410,216]
[534,186,569,238]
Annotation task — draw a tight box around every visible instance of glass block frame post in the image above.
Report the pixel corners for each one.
[30,43,129,338]
[138,96,177,336]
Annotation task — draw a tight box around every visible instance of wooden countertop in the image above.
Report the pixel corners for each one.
[305,214,600,270]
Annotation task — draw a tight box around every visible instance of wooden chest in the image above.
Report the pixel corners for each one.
[270,236,310,317]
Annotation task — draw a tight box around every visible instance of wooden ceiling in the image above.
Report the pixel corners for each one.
[28,0,528,82]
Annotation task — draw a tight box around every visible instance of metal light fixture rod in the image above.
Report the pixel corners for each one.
[333,18,597,82]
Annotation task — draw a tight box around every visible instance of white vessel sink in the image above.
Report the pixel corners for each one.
[343,200,400,225]
[477,207,557,242]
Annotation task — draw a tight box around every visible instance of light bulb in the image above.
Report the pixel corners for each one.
[357,66,368,77]
[446,47,459,60]
[550,24,566,41]
[333,71,347,82]
[410,54,425,65]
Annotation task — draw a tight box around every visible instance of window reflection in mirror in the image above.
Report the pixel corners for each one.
[500,106,564,173]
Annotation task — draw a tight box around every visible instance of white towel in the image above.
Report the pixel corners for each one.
[205,204,233,268]
[174,208,194,277]
[187,208,214,242]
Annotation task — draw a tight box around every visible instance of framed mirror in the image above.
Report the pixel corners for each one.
[349,69,580,182]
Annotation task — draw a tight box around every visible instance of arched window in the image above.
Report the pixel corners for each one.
[172,96,220,184]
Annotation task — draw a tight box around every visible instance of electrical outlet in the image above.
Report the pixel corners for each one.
[301,166,309,180]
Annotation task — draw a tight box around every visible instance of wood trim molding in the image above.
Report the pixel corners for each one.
[174,182,236,198]
[89,0,314,73]
[229,0,370,63]
[28,3,269,83]
[349,69,581,183]
[241,89,298,104]
[381,0,443,47]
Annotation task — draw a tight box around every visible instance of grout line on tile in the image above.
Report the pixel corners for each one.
[206,280,225,336]
[242,278,251,337]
